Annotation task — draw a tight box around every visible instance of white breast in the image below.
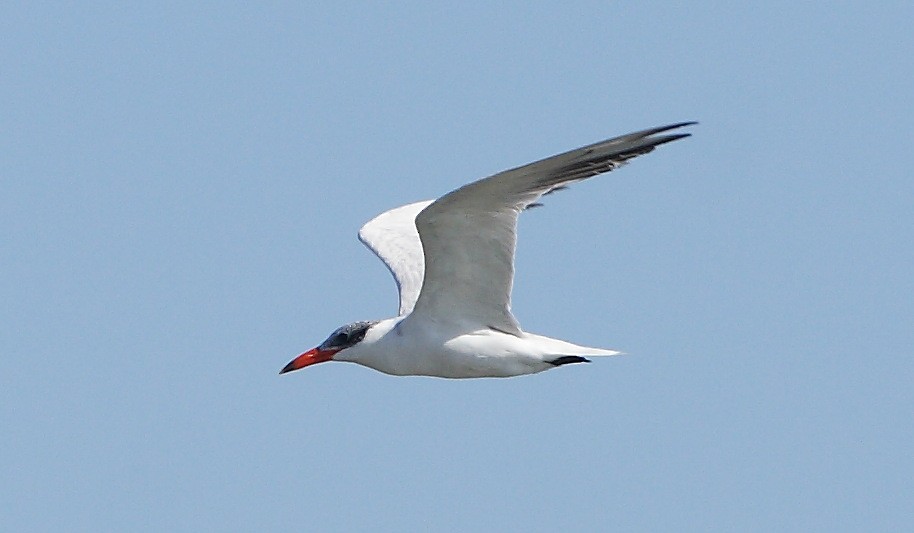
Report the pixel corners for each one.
[334,318,553,378]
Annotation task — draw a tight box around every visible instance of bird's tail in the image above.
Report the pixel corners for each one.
[527,333,623,360]
[566,344,623,357]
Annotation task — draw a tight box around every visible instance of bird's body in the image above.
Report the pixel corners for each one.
[281,122,694,378]
[333,316,619,378]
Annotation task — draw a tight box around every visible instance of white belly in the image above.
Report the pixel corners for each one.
[337,319,551,378]
[334,316,616,378]
[380,331,551,378]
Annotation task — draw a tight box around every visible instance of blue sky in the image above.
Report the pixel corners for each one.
[2,2,912,531]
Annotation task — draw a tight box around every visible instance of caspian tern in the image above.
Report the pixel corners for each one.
[281,122,694,378]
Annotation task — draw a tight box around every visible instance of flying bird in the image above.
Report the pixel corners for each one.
[281,122,695,378]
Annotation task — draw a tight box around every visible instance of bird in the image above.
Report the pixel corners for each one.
[280,122,695,378]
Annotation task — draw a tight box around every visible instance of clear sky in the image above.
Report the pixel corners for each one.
[2,2,912,531]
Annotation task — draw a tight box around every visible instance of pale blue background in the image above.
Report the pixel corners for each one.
[2,2,912,531]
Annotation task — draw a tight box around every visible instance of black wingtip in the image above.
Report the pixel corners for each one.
[547,355,592,366]
[642,122,697,142]
[652,132,692,146]
[660,121,698,131]
[626,121,697,141]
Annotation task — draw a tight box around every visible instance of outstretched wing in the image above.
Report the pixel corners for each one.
[358,200,433,316]
[408,122,695,335]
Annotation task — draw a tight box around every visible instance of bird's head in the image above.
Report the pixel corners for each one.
[280,321,376,374]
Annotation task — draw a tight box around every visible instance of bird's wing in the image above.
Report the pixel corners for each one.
[358,200,434,316]
[408,122,695,335]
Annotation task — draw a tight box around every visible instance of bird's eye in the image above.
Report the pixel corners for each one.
[332,332,349,346]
